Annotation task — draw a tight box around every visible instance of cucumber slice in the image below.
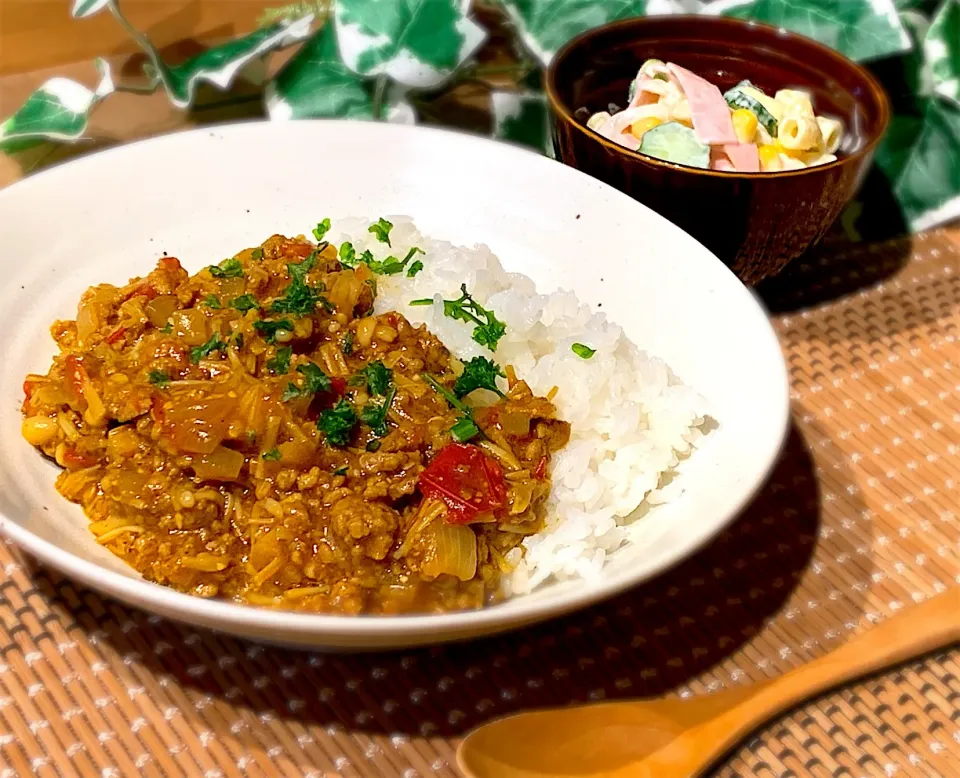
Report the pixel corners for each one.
[723,86,779,137]
[638,121,710,169]
[739,84,783,120]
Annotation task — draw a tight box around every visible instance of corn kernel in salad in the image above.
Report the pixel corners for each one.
[731,109,758,144]
[629,116,663,140]
[758,145,782,172]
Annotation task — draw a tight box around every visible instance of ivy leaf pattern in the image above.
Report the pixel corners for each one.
[924,0,960,105]
[0,59,114,151]
[712,0,911,62]
[148,17,315,108]
[266,23,415,121]
[334,0,486,87]
[71,0,111,17]
[499,0,683,64]
[491,90,553,155]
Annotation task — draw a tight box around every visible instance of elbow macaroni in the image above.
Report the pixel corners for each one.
[667,97,693,126]
[778,114,822,151]
[774,89,815,117]
[586,111,611,131]
[638,59,673,83]
[774,89,824,152]
[817,116,844,154]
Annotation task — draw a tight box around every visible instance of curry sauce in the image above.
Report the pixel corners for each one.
[21,234,569,614]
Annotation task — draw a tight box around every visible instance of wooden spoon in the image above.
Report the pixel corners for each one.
[458,589,959,778]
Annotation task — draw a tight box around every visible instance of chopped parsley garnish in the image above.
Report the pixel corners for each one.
[450,416,481,442]
[233,332,244,348]
[364,245,424,276]
[338,240,425,276]
[422,373,470,414]
[289,253,316,283]
[410,284,506,351]
[368,217,393,246]
[230,294,259,312]
[272,282,326,316]
[421,373,483,443]
[333,465,349,476]
[454,357,506,398]
[203,294,222,309]
[266,346,292,374]
[407,259,424,277]
[404,246,425,262]
[572,343,596,359]
[253,319,293,344]
[270,254,330,316]
[313,218,331,242]
[360,385,396,437]
[208,258,244,279]
[159,322,173,334]
[271,281,324,315]
[368,252,406,275]
[282,362,332,401]
[318,399,358,447]
[298,363,332,394]
[251,247,264,261]
[281,384,302,402]
[148,370,170,388]
[365,439,382,452]
[261,448,282,461]
[189,334,227,363]
[356,361,396,435]
[339,242,357,268]
[358,360,392,396]
[341,331,354,356]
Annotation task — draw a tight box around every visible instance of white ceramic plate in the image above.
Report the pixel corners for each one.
[0,121,788,649]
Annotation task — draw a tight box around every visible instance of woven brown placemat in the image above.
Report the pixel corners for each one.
[0,227,958,778]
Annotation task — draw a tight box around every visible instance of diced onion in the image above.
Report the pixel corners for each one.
[277,439,316,466]
[76,304,100,342]
[498,409,532,437]
[192,446,245,481]
[165,392,236,453]
[169,308,208,346]
[420,522,477,581]
[146,295,179,328]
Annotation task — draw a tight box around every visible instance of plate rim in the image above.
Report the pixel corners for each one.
[0,119,790,642]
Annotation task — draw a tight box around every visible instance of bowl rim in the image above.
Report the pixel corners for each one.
[545,14,891,180]
[0,120,791,644]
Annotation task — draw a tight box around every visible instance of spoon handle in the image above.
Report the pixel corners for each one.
[706,589,960,750]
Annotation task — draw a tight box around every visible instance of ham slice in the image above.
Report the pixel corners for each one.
[723,143,760,172]
[595,116,641,151]
[710,148,735,172]
[667,63,738,145]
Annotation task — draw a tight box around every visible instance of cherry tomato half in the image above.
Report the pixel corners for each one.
[418,443,507,524]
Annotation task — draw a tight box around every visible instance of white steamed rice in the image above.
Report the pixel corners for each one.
[326,217,712,594]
